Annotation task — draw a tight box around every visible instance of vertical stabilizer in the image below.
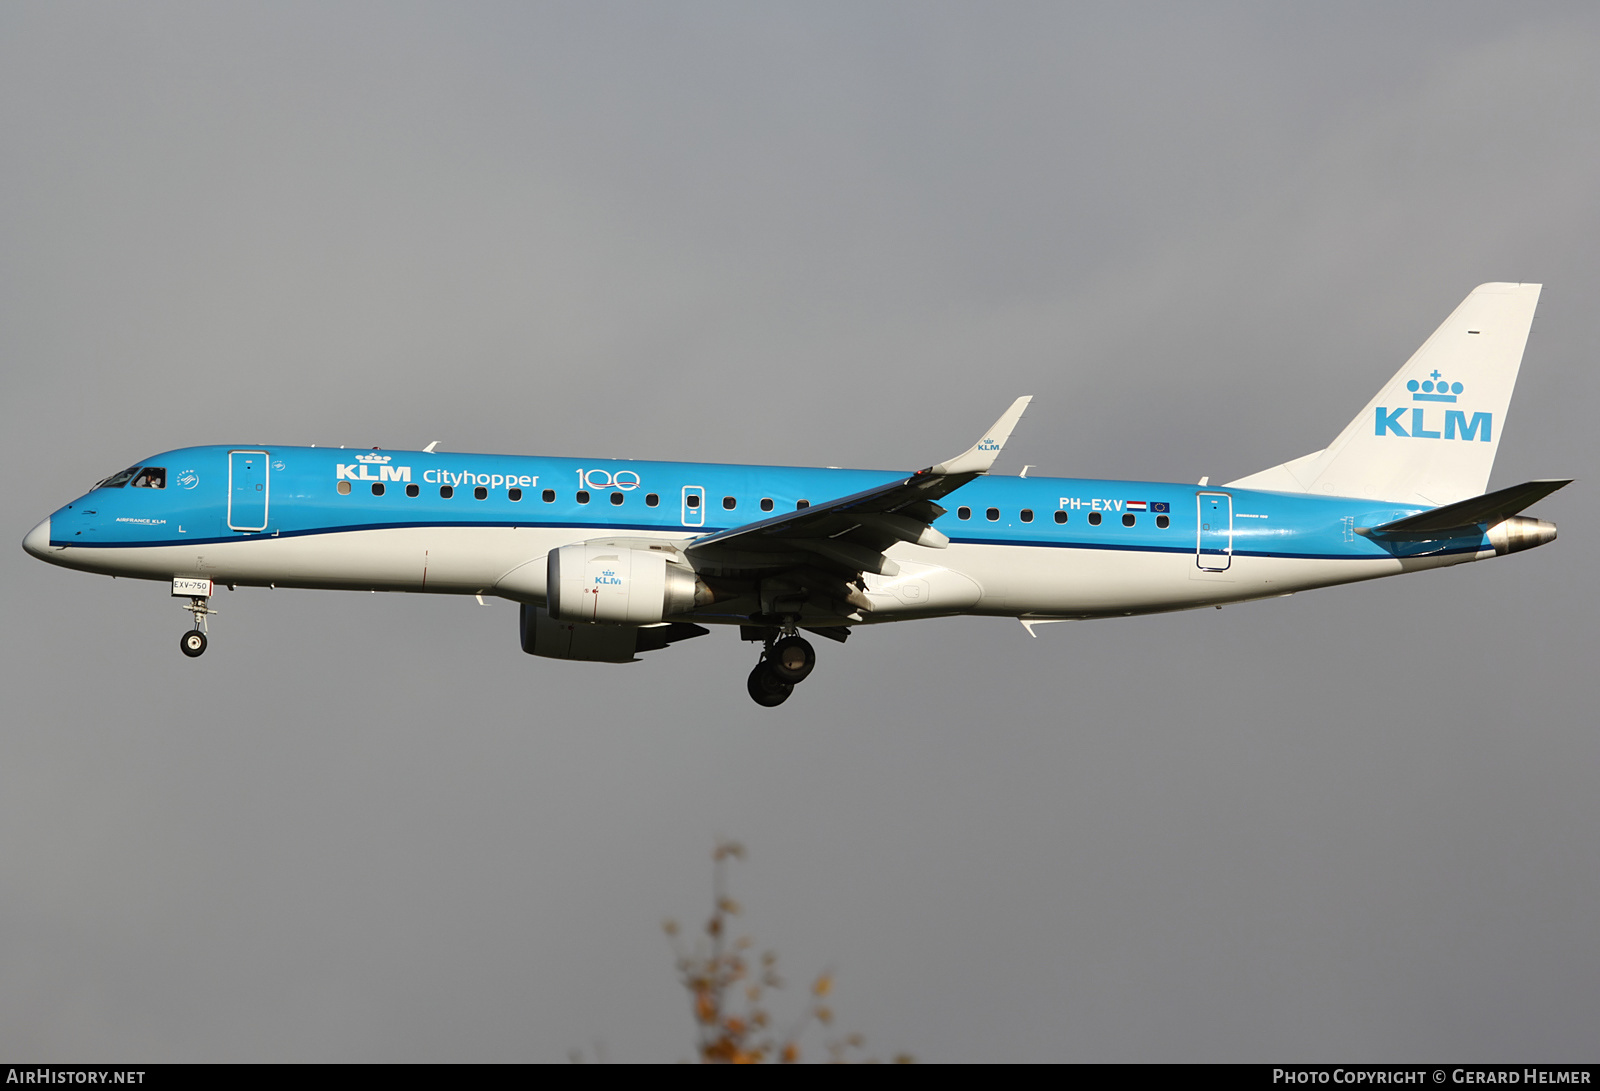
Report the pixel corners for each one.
[1228,283,1542,505]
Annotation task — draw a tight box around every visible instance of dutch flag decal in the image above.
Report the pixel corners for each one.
[1126,501,1148,512]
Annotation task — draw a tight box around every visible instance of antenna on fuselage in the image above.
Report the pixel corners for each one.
[424,440,440,453]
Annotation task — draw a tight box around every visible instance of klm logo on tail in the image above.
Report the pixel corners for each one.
[1375,371,1491,442]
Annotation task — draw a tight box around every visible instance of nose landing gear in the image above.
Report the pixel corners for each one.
[178,595,217,658]
[746,630,816,707]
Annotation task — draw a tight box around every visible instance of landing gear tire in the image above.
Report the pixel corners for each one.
[747,663,793,707]
[180,630,208,658]
[767,635,815,684]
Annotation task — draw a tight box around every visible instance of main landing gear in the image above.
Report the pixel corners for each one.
[746,632,817,707]
[179,595,217,658]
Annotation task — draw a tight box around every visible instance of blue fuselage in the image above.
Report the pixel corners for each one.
[44,444,1484,563]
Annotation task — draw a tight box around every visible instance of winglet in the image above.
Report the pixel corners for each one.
[928,396,1032,475]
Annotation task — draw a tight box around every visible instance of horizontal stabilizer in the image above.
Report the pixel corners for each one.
[1361,478,1571,539]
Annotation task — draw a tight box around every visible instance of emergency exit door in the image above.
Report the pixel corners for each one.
[681,485,705,527]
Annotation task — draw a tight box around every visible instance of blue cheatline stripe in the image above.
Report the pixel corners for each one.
[945,536,1482,561]
[53,519,705,549]
[60,523,1486,562]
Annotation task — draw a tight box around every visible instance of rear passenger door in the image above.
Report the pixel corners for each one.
[1196,492,1232,570]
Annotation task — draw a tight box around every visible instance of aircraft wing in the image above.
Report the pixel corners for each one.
[686,397,1030,612]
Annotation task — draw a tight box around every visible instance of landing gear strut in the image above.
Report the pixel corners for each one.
[179,595,217,658]
[746,629,815,707]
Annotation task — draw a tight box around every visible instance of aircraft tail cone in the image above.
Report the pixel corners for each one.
[1488,516,1557,556]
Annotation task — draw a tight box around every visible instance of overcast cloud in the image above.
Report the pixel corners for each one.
[2,1,1596,1061]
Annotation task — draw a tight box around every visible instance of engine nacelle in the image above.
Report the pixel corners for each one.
[519,604,708,662]
[1488,516,1557,555]
[546,541,700,624]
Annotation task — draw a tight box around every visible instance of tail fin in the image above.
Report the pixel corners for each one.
[1228,283,1542,505]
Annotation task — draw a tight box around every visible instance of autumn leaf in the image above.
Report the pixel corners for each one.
[661,841,910,1063]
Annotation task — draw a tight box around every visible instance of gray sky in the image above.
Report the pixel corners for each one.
[3,1,1596,1062]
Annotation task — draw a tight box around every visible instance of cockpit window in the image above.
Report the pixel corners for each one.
[95,466,142,489]
[130,467,166,489]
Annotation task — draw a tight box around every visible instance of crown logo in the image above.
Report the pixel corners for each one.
[1408,370,1463,403]
[355,453,392,464]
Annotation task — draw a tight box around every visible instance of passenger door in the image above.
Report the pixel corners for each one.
[228,450,270,532]
[1196,492,1232,571]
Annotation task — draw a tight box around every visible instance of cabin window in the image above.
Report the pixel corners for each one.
[986,507,1000,521]
[130,467,166,489]
[686,494,700,509]
[1020,509,1034,522]
[1156,514,1170,529]
[508,487,522,501]
[96,466,142,489]
[610,491,624,506]
[337,480,352,495]
[576,490,590,504]
[957,506,971,520]
[406,483,420,498]
[371,483,385,496]
[796,499,810,509]
[1054,510,1067,524]
[542,489,555,503]
[474,486,488,500]
[1122,513,1135,527]
[646,493,660,507]
[760,498,774,512]
[723,496,736,510]
[1088,511,1102,526]
[439,485,454,498]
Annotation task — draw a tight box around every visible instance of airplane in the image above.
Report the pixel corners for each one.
[22,283,1569,706]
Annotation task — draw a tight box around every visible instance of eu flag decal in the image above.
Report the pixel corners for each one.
[1150,501,1170,513]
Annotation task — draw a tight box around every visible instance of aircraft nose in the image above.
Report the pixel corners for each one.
[22,516,51,559]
